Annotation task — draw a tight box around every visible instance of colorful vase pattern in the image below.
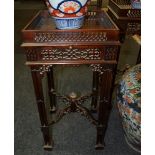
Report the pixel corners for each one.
[117,64,141,152]
[46,0,89,18]
[45,0,90,29]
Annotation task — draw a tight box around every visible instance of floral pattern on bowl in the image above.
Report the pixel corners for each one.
[46,0,89,18]
[58,1,82,14]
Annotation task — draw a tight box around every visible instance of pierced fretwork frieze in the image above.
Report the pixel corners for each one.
[31,65,53,75]
[26,46,119,61]
[127,9,141,18]
[26,49,38,61]
[126,22,141,35]
[104,46,118,60]
[34,32,107,43]
[90,64,114,74]
[41,48,102,60]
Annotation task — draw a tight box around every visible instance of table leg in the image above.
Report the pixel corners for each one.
[31,70,53,150]
[47,67,57,112]
[91,71,99,112]
[119,31,126,43]
[95,68,113,149]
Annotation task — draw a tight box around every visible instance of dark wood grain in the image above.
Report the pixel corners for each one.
[31,67,53,150]
[47,66,57,112]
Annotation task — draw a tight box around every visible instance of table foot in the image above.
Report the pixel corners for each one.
[95,143,105,150]
[50,106,57,113]
[43,144,53,151]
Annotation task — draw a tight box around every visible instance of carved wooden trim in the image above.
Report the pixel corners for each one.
[49,104,97,126]
[90,64,114,74]
[104,46,118,60]
[126,22,141,35]
[41,48,102,60]
[127,9,141,18]
[26,46,118,61]
[31,65,53,75]
[48,91,97,126]
[76,104,98,126]
[26,49,38,61]
[34,32,107,43]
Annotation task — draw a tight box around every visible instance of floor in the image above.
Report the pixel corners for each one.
[14,1,140,155]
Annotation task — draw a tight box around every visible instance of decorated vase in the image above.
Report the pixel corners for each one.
[45,0,90,29]
[116,64,141,152]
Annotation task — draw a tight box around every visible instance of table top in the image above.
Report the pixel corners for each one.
[21,10,120,46]
[24,10,118,30]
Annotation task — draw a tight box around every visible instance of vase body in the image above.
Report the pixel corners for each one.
[117,64,141,152]
[45,0,90,29]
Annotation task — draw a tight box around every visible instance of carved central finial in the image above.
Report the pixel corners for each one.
[69,92,77,99]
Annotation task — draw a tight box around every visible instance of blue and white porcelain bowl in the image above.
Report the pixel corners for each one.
[52,15,85,29]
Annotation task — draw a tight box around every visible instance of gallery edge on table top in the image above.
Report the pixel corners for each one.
[21,10,120,46]
[22,10,119,32]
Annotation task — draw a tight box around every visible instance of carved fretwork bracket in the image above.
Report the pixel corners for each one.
[30,63,115,78]
[48,91,98,126]
[31,65,53,77]
[90,64,114,75]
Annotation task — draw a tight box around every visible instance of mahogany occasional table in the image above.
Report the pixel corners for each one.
[21,10,120,150]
